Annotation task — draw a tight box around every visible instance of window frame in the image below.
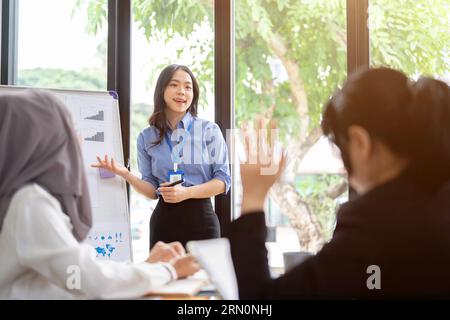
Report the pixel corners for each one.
[1,0,18,85]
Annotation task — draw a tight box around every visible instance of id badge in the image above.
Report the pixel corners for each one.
[168,170,184,183]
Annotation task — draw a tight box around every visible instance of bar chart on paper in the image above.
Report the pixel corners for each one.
[83,110,105,121]
[84,130,105,142]
[0,86,133,262]
[65,93,132,262]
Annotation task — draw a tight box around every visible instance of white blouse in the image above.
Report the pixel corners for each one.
[0,183,174,299]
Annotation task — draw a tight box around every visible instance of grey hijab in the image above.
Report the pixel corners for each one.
[0,89,92,241]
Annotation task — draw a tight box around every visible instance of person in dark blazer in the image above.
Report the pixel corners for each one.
[229,67,450,299]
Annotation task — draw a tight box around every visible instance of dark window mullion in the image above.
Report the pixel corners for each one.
[346,0,369,199]
[107,0,131,200]
[346,0,369,75]
[1,0,18,85]
[214,0,233,234]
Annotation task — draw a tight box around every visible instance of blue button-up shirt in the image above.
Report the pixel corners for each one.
[137,112,231,194]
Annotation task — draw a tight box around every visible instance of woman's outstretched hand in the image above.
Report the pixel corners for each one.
[240,118,287,215]
[91,154,129,178]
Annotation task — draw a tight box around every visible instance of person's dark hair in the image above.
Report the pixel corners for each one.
[149,64,199,146]
[321,67,450,190]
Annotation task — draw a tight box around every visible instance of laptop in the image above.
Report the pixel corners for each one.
[186,238,239,300]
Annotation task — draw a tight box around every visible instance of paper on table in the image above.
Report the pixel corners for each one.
[146,270,210,297]
[187,238,239,300]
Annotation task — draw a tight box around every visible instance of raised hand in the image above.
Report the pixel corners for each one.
[240,117,287,214]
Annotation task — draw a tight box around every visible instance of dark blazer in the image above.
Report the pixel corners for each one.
[229,174,450,299]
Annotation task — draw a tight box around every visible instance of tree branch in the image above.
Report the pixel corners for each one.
[325,179,348,199]
[269,182,325,252]
[267,32,309,133]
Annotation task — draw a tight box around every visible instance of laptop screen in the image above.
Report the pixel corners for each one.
[187,238,239,300]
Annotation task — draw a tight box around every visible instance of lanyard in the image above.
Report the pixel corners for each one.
[164,119,194,164]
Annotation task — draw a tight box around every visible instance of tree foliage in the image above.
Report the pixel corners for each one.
[370,0,450,76]
[74,0,450,129]
[18,68,106,91]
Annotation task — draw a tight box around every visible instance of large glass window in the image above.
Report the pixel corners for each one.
[370,0,450,81]
[17,0,107,90]
[234,0,348,270]
[130,0,215,262]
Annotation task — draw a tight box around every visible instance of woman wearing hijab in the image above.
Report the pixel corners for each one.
[230,67,450,299]
[0,90,199,299]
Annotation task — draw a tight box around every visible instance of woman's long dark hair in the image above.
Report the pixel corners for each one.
[149,64,199,146]
[321,67,450,191]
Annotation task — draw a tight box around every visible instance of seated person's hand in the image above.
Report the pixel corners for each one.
[170,255,201,279]
[146,241,185,263]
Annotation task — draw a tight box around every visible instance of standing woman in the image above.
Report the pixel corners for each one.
[93,64,230,248]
